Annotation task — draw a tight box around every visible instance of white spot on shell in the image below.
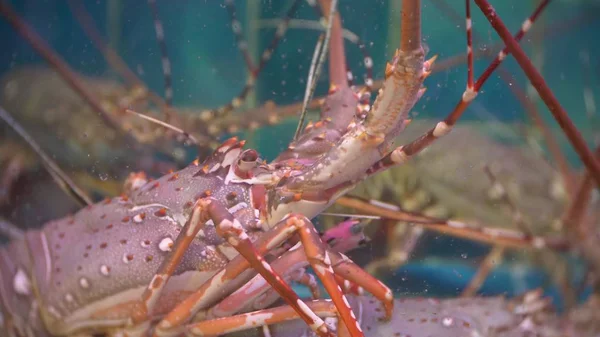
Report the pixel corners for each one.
[159,237,174,252]
[442,317,454,327]
[13,269,31,295]
[100,265,110,276]
[133,214,144,223]
[141,240,151,248]
[65,294,74,303]
[79,278,90,289]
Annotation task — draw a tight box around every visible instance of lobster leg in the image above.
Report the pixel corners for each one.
[156,199,359,337]
[186,299,340,336]
[208,243,320,318]
[367,0,550,173]
[365,223,423,277]
[209,217,368,318]
[207,206,384,337]
[335,196,570,251]
[124,202,213,337]
[154,203,382,337]
[152,216,366,336]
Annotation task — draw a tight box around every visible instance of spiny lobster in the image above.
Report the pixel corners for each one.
[0,0,428,335]
[0,1,599,337]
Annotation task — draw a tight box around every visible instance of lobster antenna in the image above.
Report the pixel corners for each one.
[147,0,174,107]
[461,164,534,297]
[430,0,573,195]
[580,50,599,146]
[67,0,144,90]
[192,0,303,125]
[67,0,172,119]
[225,0,257,74]
[321,212,382,220]
[0,0,126,135]
[304,0,374,91]
[294,34,325,140]
[0,106,92,207]
[294,0,338,140]
[125,109,199,146]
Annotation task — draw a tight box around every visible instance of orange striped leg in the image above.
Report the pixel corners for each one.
[329,253,393,319]
[209,202,364,337]
[334,274,363,297]
[335,196,571,251]
[124,203,210,336]
[154,199,335,337]
[153,214,367,337]
[212,217,371,316]
[185,300,339,336]
[209,245,320,318]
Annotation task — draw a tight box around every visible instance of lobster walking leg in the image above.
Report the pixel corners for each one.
[126,194,333,337]
[207,206,390,337]
[150,217,365,336]
[154,199,356,337]
[154,203,389,337]
[208,218,369,319]
[124,203,212,336]
[186,300,340,336]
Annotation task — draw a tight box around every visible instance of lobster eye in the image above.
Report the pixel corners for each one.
[235,149,259,176]
[239,149,258,164]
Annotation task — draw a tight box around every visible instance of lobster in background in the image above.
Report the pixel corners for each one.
[0,0,599,337]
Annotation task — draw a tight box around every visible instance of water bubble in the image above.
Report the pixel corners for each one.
[461,253,468,259]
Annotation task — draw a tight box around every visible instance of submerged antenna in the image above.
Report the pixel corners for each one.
[294,0,338,140]
[0,106,92,206]
[147,0,174,107]
[125,108,200,146]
